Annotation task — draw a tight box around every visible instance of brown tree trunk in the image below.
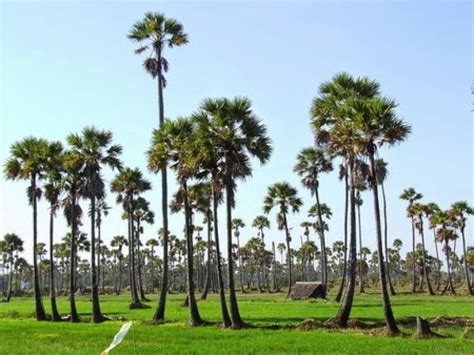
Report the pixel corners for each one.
[90,196,104,322]
[335,163,349,302]
[49,210,61,321]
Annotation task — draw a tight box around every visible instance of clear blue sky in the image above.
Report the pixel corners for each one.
[1,1,472,266]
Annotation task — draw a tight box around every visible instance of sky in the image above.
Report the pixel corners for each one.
[0,1,472,268]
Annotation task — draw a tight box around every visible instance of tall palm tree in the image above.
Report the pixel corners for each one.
[111,168,151,308]
[425,203,442,290]
[400,187,423,292]
[407,203,434,295]
[68,127,122,323]
[263,182,302,298]
[91,199,110,291]
[194,97,272,328]
[450,201,474,295]
[62,151,86,322]
[111,235,128,294]
[432,210,457,294]
[43,141,65,321]
[311,73,379,326]
[232,218,246,293]
[148,117,203,326]
[353,94,410,335]
[252,215,271,291]
[4,137,50,321]
[374,159,396,295]
[308,202,332,294]
[128,12,188,323]
[293,147,333,296]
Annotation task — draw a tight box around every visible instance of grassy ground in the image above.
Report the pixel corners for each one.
[0,290,473,354]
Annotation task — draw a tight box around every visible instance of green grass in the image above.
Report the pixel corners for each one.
[0,291,473,354]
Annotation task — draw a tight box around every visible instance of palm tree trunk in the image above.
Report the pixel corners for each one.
[357,202,365,294]
[418,217,434,295]
[411,217,417,293]
[381,183,396,295]
[225,157,244,328]
[31,175,47,321]
[272,242,277,291]
[201,215,212,300]
[69,197,80,322]
[333,160,357,327]
[136,220,148,302]
[368,152,399,335]
[49,210,61,321]
[6,261,13,302]
[460,227,473,295]
[315,186,327,298]
[283,212,293,299]
[433,229,441,291]
[90,197,104,322]
[212,182,231,327]
[182,181,203,326]
[154,46,170,323]
[443,240,455,294]
[335,163,349,302]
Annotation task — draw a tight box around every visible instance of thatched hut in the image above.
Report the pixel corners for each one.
[289,282,325,300]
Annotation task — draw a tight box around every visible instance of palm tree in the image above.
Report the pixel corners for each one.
[308,202,332,294]
[374,159,396,295]
[111,168,151,308]
[43,141,65,320]
[4,137,50,321]
[91,200,110,291]
[450,201,474,295]
[433,210,457,294]
[68,127,122,323]
[133,197,155,301]
[252,215,270,291]
[400,187,423,292]
[0,234,24,302]
[194,97,272,328]
[252,216,270,243]
[111,235,128,294]
[293,147,333,296]
[148,117,203,326]
[62,151,86,322]
[352,94,410,335]
[425,203,442,290]
[311,73,379,326]
[407,203,434,295]
[263,182,302,298]
[232,218,246,293]
[128,12,188,323]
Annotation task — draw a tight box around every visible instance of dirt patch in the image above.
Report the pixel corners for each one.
[296,318,324,331]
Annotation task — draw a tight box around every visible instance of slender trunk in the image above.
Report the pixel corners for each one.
[49,210,61,320]
[128,200,140,306]
[182,180,203,326]
[381,183,396,295]
[315,185,327,297]
[443,239,455,294]
[212,182,231,327]
[201,214,212,300]
[433,229,441,291]
[283,212,293,298]
[272,242,277,291]
[6,262,13,302]
[418,216,434,295]
[357,201,365,294]
[368,151,399,335]
[333,159,357,327]
[335,162,349,302]
[136,220,147,302]
[69,195,80,322]
[225,156,244,328]
[236,236,245,293]
[411,216,416,293]
[90,197,103,322]
[154,45,169,322]
[460,227,473,295]
[31,175,47,321]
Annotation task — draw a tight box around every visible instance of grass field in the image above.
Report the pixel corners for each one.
[0,291,473,354]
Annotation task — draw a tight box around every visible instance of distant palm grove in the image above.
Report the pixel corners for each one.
[1,11,473,338]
